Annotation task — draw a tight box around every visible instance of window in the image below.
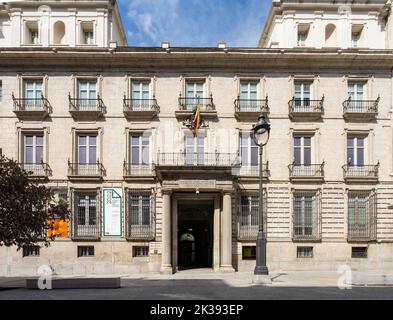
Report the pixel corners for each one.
[238,192,266,241]
[23,246,40,257]
[24,80,43,108]
[73,193,99,238]
[78,80,97,108]
[80,22,94,45]
[127,190,154,240]
[297,25,309,47]
[293,192,319,240]
[294,81,311,108]
[130,134,149,166]
[240,133,258,167]
[239,81,258,109]
[293,136,311,166]
[242,246,256,260]
[77,135,97,165]
[347,136,364,166]
[25,22,39,45]
[352,247,367,258]
[131,81,150,109]
[185,134,205,165]
[185,81,204,109]
[351,25,363,48]
[24,134,44,164]
[77,246,94,257]
[348,191,376,241]
[348,82,364,101]
[133,246,149,257]
[297,246,313,258]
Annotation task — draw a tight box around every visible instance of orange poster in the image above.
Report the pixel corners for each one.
[48,219,68,237]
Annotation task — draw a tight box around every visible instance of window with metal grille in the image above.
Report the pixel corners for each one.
[133,246,149,257]
[22,245,40,257]
[352,247,367,258]
[126,190,155,240]
[242,246,256,260]
[348,191,376,241]
[293,191,320,240]
[238,191,267,241]
[77,246,94,257]
[73,192,100,238]
[297,246,313,258]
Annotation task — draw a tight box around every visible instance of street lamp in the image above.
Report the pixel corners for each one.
[251,115,271,281]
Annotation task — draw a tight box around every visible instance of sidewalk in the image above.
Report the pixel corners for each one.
[2,269,393,289]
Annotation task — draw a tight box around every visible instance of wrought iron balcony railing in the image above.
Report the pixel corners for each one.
[19,162,51,177]
[343,96,379,116]
[126,224,155,241]
[289,163,324,179]
[123,97,159,113]
[12,94,51,113]
[68,94,105,113]
[236,163,270,177]
[178,95,215,111]
[288,97,324,115]
[123,162,154,177]
[343,164,379,179]
[67,161,105,177]
[234,97,269,113]
[72,224,100,239]
[156,152,239,167]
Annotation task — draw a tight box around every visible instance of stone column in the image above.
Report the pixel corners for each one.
[220,192,234,272]
[160,190,173,274]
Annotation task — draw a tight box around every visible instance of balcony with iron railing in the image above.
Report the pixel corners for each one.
[234,96,269,120]
[67,161,105,180]
[71,223,100,240]
[69,93,105,119]
[126,224,155,241]
[123,95,159,119]
[288,96,324,120]
[123,162,155,178]
[176,94,217,118]
[343,96,379,120]
[12,93,52,120]
[343,163,379,182]
[235,163,270,179]
[19,162,51,179]
[289,162,325,182]
[156,152,240,169]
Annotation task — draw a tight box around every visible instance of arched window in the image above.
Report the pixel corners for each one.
[325,24,337,47]
[53,21,65,45]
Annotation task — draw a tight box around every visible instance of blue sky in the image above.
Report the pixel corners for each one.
[117,0,270,47]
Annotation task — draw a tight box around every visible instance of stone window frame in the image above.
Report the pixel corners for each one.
[125,128,154,167]
[234,75,266,100]
[71,127,103,165]
[16,126,49,164]
[289,127,321,167]
[289,75,320,101]
[180,74,212,99]
[71,74,103,100]
[22,19,41,46]
[124,75,157,100]
[343,75,374,101]
[343,128,374,167]
[77,20,97,46]
[16,74,48,100]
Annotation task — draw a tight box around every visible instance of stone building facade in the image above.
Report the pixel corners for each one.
[0,0,393,276]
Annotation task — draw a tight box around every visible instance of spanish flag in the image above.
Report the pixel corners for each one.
[193,105,201,132]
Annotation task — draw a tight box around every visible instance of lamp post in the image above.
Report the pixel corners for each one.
[251,115,271,282]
